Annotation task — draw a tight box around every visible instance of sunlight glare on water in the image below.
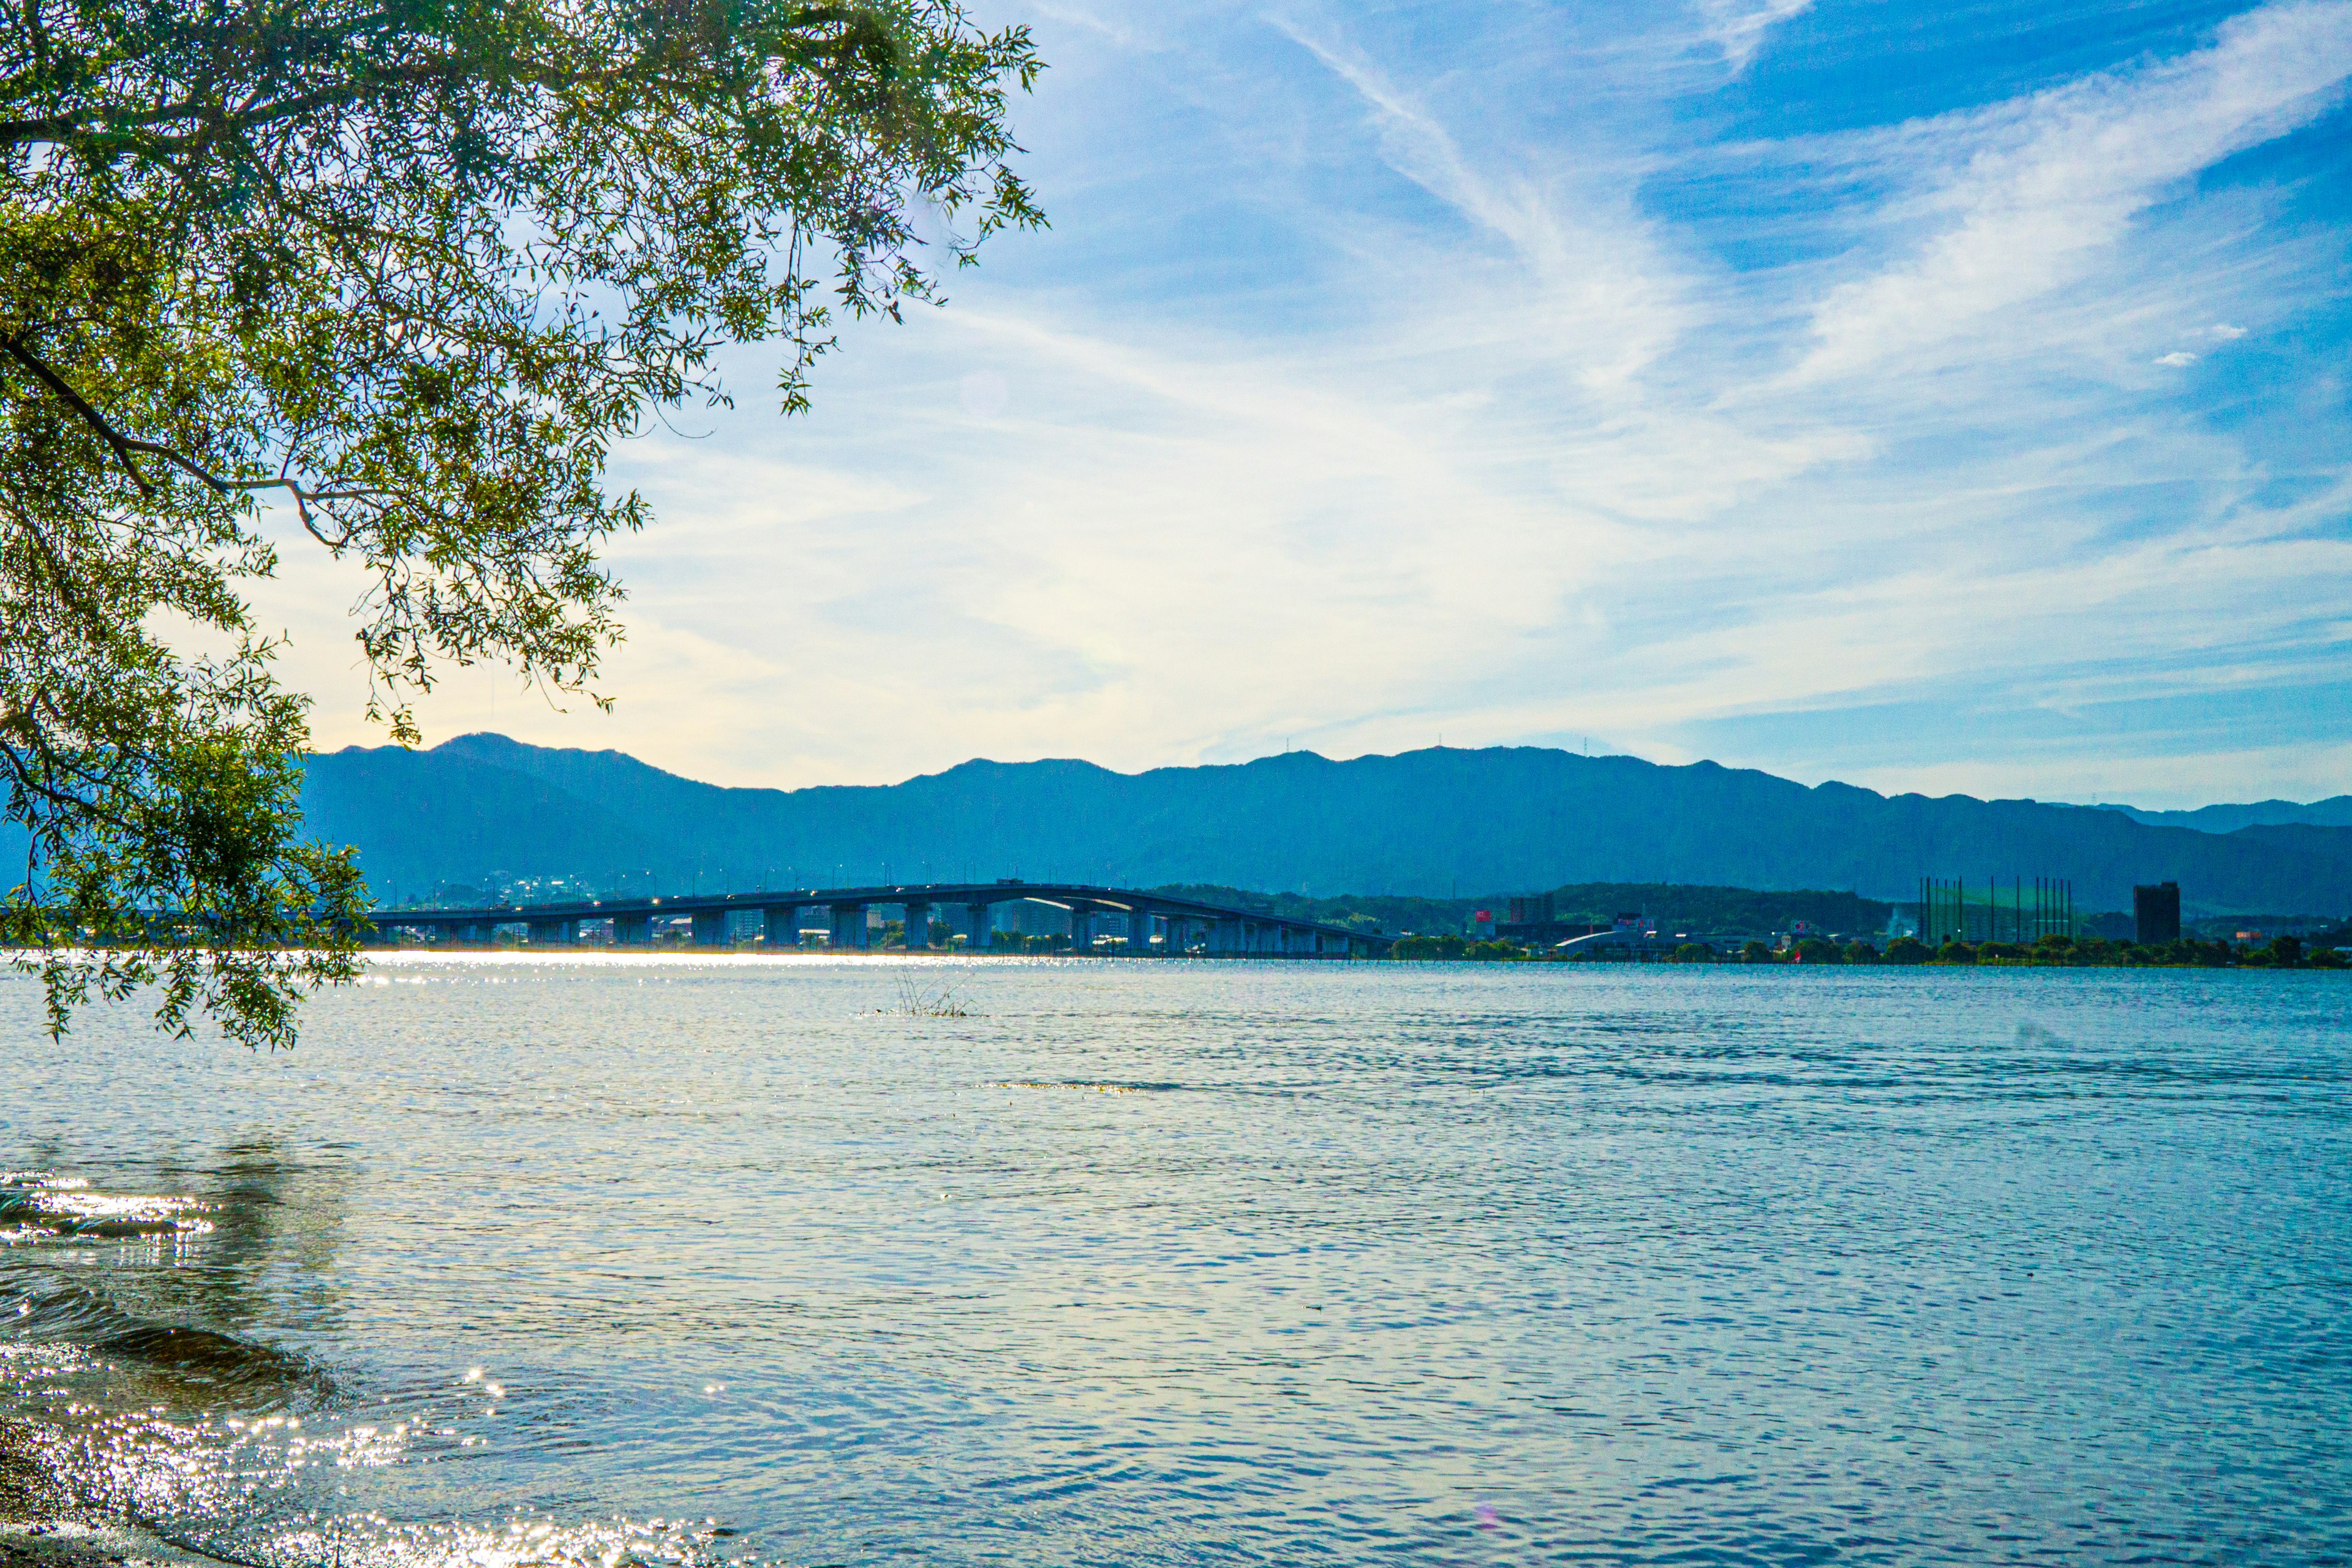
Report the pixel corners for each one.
[4,954,2350,1566]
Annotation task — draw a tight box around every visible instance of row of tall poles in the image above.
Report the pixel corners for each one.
[1918,876,2074,946]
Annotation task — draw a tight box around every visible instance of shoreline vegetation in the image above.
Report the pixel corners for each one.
[1391,932,2344,968]
[317,932,2343,968]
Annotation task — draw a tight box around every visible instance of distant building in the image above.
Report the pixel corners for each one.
[1496,891,1606,946]
[1010,900,1070,937]
[2134,882,2181,946]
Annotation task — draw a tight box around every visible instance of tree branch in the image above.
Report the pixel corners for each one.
[0,332,387,526]
[0,332,161,494]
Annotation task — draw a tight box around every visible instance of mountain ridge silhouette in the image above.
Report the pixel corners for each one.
[295,733,2352,914]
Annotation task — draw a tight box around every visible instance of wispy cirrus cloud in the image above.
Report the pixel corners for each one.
[1698,0,1817,72]
[252,0,2352,812]
[1794,1,2352,383]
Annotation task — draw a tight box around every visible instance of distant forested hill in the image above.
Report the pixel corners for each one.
[292,733,2352,914]
[2098,797,2352,832]
[1148,883,1896,937]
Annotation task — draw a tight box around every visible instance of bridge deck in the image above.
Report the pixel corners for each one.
[371,880,1389,956]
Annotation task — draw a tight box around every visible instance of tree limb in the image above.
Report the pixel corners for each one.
[0,331,387,526]
[0,331,161,494]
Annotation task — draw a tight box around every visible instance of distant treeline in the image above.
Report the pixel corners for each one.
[1866,934,2343,968]
[1387,932,2345,968]
[1150,881,1896,937]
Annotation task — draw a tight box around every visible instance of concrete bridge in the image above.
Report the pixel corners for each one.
[1550,928,1710,960]
[372,880,1390,958]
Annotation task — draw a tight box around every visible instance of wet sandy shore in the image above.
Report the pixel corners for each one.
[0,1421,184,1568]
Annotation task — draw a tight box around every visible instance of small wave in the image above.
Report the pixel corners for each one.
[991,1080,1183,1095]
[7,1284,333,1404]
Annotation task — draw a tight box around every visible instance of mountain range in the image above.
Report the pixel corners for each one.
[293,734,2352,914]
[2098,797,2352,832]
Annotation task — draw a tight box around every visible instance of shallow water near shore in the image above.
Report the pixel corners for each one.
[4,955,2350,1566]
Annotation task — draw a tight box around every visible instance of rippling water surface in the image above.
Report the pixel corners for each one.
[4,956,2349,1566]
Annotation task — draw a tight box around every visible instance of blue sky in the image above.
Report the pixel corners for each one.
[270,0,2352,807]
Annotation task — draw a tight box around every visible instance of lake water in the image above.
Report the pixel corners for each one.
[4,955,2348,1566]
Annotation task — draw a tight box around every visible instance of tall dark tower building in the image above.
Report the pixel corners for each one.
[2134,882,2181,945]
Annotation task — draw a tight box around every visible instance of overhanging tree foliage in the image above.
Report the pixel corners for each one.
[1,0,1042,1046]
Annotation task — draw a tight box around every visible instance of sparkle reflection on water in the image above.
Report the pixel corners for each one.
[4,954,2350,1566]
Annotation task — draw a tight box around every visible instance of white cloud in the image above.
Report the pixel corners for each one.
[1795,2,2352,383]
[246,0,2352,809]
[1272,18,1698,393]
[1698,0,1815,72]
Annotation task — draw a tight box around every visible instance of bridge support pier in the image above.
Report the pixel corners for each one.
[692,910,727,946]
[902,900,931,951]
[614,913,651,945]
[763,905,804,945]
[964,902,994,950]
[832,903,867,949]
